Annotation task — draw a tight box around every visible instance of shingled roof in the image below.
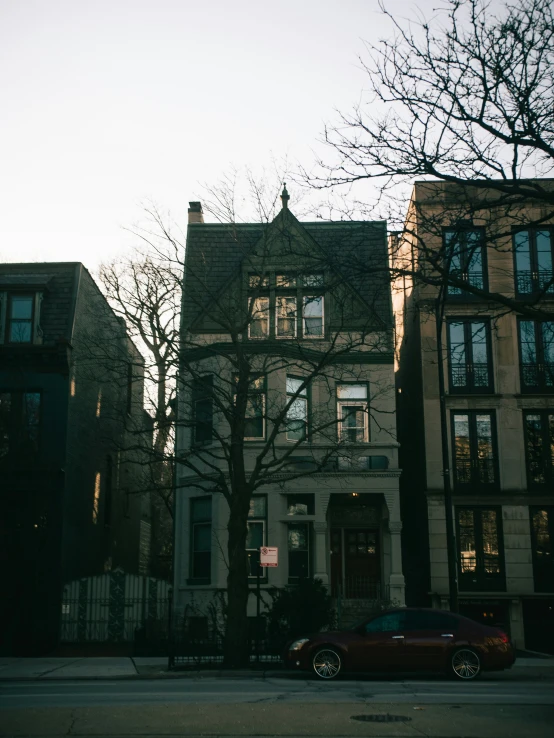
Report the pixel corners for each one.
[181,207,392,331]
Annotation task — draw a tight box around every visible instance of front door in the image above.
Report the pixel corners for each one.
[343,529,380,598]
[331,528,381,597]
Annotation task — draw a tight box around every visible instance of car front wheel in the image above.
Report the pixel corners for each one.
[449,648,481,680]
[312,647,341,679]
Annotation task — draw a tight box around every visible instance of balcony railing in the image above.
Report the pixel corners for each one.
[516,270,554,296]
[450,362,491,391]
[521,363,554,392]
[454,458,496,487]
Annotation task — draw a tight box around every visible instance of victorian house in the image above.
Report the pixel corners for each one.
[173,192,405,637]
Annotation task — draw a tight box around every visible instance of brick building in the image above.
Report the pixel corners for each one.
[0,263,149,654]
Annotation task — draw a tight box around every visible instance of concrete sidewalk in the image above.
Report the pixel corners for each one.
[0,654,552,681]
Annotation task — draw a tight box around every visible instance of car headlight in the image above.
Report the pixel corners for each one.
[289,638,309,651]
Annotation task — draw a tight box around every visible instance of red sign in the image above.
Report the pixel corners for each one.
[260,546,278,567]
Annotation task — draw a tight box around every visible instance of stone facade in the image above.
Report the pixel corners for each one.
[394,181,554,653]
[173,200,405,635]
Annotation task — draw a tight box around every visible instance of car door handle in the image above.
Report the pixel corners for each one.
[441,634,454,638]
[392,635,404,639]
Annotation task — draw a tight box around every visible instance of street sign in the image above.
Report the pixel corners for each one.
[260,546,278,567]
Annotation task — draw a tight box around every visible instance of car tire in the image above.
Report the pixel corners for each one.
[449,647,481,680]
[312,647,342,679]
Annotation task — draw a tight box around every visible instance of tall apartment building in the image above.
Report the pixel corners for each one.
[394,181,554,653]
[0,263,149,653]
[173,194,405,636]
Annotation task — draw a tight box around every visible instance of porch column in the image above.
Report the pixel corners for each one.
[313,521,329,586]
[388,520,405,606]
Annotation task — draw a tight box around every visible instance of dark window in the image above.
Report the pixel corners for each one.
[192,375,213,444]
[126,363,133,415]
[104,455,113,527]
[365,611,406,633]
[244,376,265,440]
[445,229,486,294]
[287,494,315,515]
[456,507,505,591]
[524,411,554,488]
[7,294,34,343]
[447,320,492,392]
[404,610,459,631]
[190,497,212,581]
[286,376,308,441]
[519,321,554,392]
[246,496,266,578]
[530,507,554,593]
[514,228,554,296]
[288,522,311,579]
[0,391,41,461]
[452,411,497,490]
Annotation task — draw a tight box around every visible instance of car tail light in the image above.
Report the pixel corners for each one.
[496,630,509,643]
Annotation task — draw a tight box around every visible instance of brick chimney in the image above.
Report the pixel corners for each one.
[188,201,204,224]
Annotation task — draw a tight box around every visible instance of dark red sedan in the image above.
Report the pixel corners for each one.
[284,607,515,680]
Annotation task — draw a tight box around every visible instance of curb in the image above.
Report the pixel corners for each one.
[0,669,291,682]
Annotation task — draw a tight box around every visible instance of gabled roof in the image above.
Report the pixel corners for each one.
[182,206,392,330]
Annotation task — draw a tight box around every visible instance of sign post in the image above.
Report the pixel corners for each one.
[255,547,278,662]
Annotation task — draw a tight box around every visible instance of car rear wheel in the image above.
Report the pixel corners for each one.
[313,647,341,679]
[449,648,481,680]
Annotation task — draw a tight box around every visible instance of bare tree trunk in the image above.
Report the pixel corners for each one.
[223,493,251,667]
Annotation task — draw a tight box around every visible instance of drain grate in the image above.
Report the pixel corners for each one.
[351,714,412,723]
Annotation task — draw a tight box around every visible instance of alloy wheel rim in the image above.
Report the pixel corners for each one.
[314,649,341,679]
[452,649,480,679]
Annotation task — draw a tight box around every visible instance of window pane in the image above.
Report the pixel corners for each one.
[193,523,212,552]
[246,521,264,549]
[9,321,32,342]
[276,274,296,287]
[249,297,269,338]
[23,392,40,446]
[191,497,212,523]
[532,509,551,558]
[286,377,307,396]
[276,296,297,337]
[453,414,470,484]
[10,295,33,319]
[520,321,537,363]
[248,497,267,518]
[526,414,546,485]
[286,397,307,440]
[0,393,11,459]
[466,231,483,288]
[515,231,532,279]
[481,509,500,574]
[458,509,476,573]
[541,323,554,364]
[249,274,268,288]
[303,296,323,336]
[337,384,368,399]
[449,322,467,387]
[192,551,211,579]
[340,405,366,442]
[303,273,324,287]
[536,231,553,272]
[245,394,264,438]
[287,494,314,515]
[195,398,213,442]
[288,523,309,550]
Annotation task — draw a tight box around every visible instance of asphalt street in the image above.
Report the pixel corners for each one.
[1,675,553,737]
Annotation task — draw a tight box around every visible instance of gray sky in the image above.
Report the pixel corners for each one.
[0,0,418,268]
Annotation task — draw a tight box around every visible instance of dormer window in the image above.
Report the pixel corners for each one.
[8,295,34,343]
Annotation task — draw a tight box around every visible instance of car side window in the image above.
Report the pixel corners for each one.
[404,610,459,631]
[364,612,405,633]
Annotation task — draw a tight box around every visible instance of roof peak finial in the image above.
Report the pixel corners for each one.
[281,182,290,209]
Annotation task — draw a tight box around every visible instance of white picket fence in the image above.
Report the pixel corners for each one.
[60,568,172,642]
